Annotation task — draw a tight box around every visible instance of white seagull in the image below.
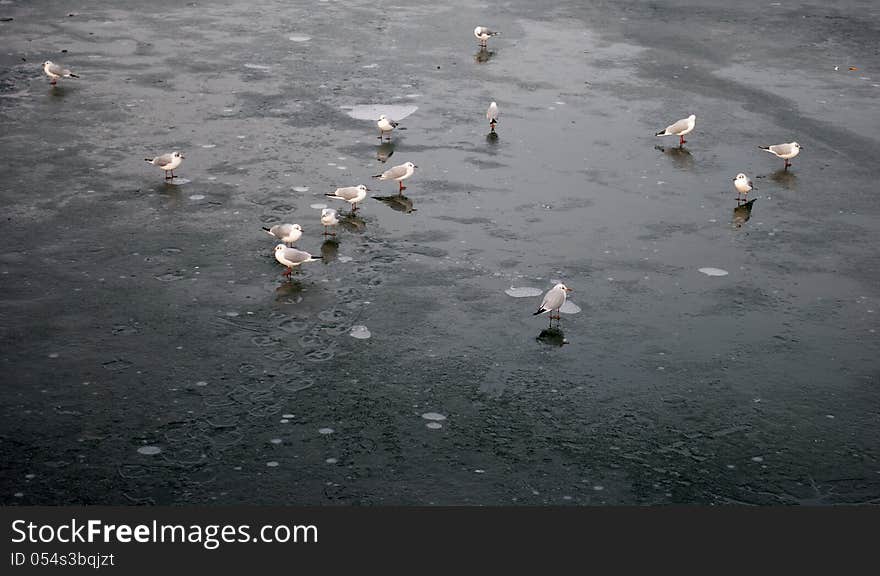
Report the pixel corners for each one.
[759,142,802,170]
[43,60,79,85]
[487,101,499,132]
[656,114,696,146]
[377,114,399,140]
[533,283,573,322]
[144,151,184,180]
[733,173,756,199]
[325,184,369,212]
[262,223,302,246]
[321,208,339,236]
[474,26,499,47]
[274,244,321,277]
[373,161,416,193]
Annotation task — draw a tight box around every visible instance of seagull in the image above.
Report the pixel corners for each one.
[274,244,321,277]
[759,142,802,170]
[144,151,184,180]
[373,161,416,193]
[533,283,573,323]
[474,26,499,47]
[656,114,696,146]
[377,114,399,140]
[325,184,369,212]
[262,223,302,246]
[487,101,499,132]
[321,208,339,236]
[43,60,79,85]
[733,173,756,199]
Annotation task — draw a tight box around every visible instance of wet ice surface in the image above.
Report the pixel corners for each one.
[1,0,879,506]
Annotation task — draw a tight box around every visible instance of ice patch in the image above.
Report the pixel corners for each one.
[201,144,216,148]
[560,300,581,314]
[349,325,371,339]
[167,178,190,185]
[244,63,271,70]
[318,427,334,435]
[505,286,543,298]
[325,458,338,464]
[266,461,279,467]
[342,104,418,121]
[426,422,442,430]
[195,381,208,387]
[337,256,353,263]
[282,413,295,419]
[137,446,162,456]
[362,63,379,69]
[270,438,282,444]
[293,186,309,192]
[421,412,447,421]
[310,203,327,209]
[288,34,311,42]
[698,267,729,277]
[189,194,205,200]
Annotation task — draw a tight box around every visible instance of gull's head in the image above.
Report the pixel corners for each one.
[554,283,572,292]
[688,114,696,121]
[405,162,416,169]
[292,223,302,231]
[378,114,387,121]
[734,173,747,181]
[357,184,369,192]
[43,60,53,67]
[173,151,184,159]
[474,26,482,35]
[274,244,286,253]
[792,142,801,150]
[321,208,333,217]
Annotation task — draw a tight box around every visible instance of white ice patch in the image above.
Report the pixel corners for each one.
[426,422,443,430]
[266,461,279,467]
[341,104,418,121]
[244,63,271,71]
[505,286,543,298]
[318,427,334,435]
[293,186,309,192]
[288,34,311,42]
[137,446,162,456]
[337,256,353,263]
[421,412,447,422]
[167,178,191,185]
[698,267,729,277]
[349,325,371,339]
[189,194,205,200]
[310,203,327,210]
[201,144,216,148]
[560,300,581,314]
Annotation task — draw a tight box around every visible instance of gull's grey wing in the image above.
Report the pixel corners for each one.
[46,62,68,76]
[381,164,408,179]
[769,143,794,156]
[664,117,690,135]
[281,248,312,264]
[152,153,174,167]
[334,186,361,200]
[540,288,565,311]
[271,223,295,237]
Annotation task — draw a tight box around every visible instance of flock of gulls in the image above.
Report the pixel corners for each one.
[41,23,805,332]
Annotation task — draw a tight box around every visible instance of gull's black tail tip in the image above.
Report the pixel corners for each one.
[655,130,665,136]
[758,145,770,150]
[144,158,153,162]
[69,73,79,78]
[261,226,271,232]
[533,308,545,316]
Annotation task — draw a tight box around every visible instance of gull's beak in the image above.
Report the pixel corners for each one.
[180,154,185,159]
[565,287,573,292]
[413,165,418,168]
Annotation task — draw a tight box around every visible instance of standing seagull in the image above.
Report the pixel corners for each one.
[42,61,79,85]
[262,223,302,246]
[533,283,573,324]
[373,161,416,193]
[325,184,369,212]
[487,101,499,132]
[274,244,321,277]
[474,26,499,47]
[321,208,339,236]
[656,114,696,147]
[759,142,802,170]
[733,173,756,200]
[145,151,184,180]
[377,114,399,140]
